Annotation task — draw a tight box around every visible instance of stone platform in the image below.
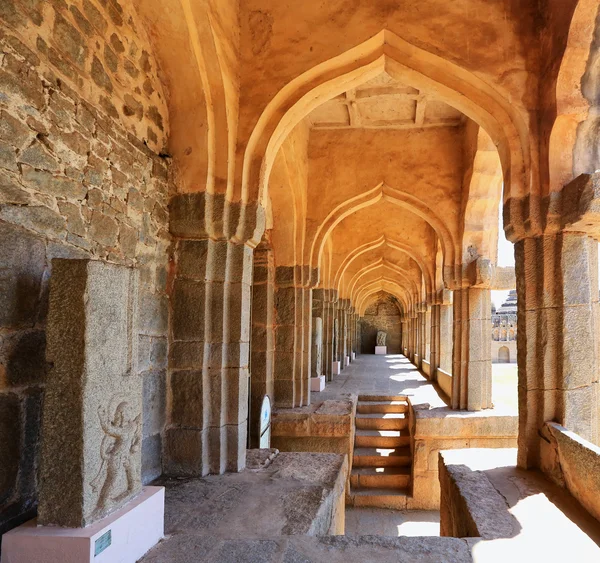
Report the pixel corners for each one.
[140,451,347,562]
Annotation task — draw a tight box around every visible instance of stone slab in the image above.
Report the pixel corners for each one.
[375,346,387,355]
[39,259,141,527]
[142,535,473,563]
[1,487,164,563]
[311,375,326,392]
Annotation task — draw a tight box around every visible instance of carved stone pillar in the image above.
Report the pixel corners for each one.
[249,237,274,448]
[323,289,338,380]
[430,301,440,381]
[273,266,313,408]
[166,193,264,476]
[425,303,432,365]
[411,311,418,363]
[168,238,252,475]
[438,290,453,374]
[516,233,600,468]
[451,287,492,411]
[40,260,140,526]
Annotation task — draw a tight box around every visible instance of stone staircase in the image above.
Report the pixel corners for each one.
[350,395,412,509]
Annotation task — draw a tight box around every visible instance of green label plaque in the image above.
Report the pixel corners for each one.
[94,530,112,557]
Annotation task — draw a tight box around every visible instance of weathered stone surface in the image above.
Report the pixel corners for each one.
[0,221,46,328]
[544,422,600,524]
[439,450,519,540]
[91,55,113,92]
[38,259,141,527]
[0,394,20,506]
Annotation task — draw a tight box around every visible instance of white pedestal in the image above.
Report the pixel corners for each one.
[332,361,341,375]
[310,375,326,392]
[352,352,356,361]
[375,346,387,355]
[1,487,164,563]
[345,355,350,367]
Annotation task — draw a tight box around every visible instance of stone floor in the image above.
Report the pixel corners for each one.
[315,353,517,417]
[345,507,440,537]
[315,354,447,405]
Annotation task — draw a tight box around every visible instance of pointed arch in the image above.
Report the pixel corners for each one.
[333,236,434,298]
[549,0,600,193]
[355,277,413,315]
[241,29,531,222]
[309,183,456,279]
[348,261,419,305]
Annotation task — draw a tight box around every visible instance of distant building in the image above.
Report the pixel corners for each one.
[491,290,517,363]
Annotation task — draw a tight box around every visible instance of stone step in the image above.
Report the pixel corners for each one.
[354,429,410,448]
[353,447,412,467]
[358,395,409,403]
[350,467,411,489]
[356,401,409,414]
[355,413,408,431]
[350,488,409,510]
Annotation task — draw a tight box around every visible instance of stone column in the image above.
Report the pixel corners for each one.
[168,238,252,475]
[311,317,323,378]
[273,266,312,408]
[39,260,141,527]
[249,237,274,448]
[439,291,453,373]
[323,289,338,381]
[430,301,440,381]
[348,307,355,361]
[516,233,600,468]
[451,287,492,411]
[425,304,432,365]
[411,311,418,363]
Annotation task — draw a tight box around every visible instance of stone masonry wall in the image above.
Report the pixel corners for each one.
[0,0,170,541]
[360,294,402,354]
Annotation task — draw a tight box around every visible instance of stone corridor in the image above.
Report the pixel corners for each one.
[3,0,600,562]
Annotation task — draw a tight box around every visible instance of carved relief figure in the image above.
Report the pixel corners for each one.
[91,398,141,516]
[376,330,387,346]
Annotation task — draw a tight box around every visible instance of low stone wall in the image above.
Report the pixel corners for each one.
[271,398,356,499]
[410,409,517,509]
[439,450,518,539]
[437,368,452,400]
[541,422,600,523]
[422,359,431,377]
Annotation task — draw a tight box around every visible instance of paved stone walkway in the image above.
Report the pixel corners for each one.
[314,354,518,416]
[315,354,446,406]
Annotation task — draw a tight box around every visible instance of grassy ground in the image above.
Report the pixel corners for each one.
[492,363,518,413]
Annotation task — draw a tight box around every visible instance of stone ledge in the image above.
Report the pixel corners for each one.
[142,535,474,563]
[271,398,355,438]
[414,408,518,439]
[541,422,600,523]
[439,449,519,539]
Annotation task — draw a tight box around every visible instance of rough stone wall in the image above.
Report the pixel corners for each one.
[0,0,170,540]
[360,293,401,354]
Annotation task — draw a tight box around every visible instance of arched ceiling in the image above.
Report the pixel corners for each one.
[265,62,506,310]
